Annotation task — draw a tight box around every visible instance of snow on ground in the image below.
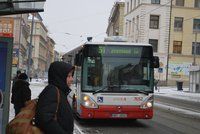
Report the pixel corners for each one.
[9,80,46,121]
[9,80,81,134]
[9,80,200,121]
[154,86,200,119]
[154,86,200,103]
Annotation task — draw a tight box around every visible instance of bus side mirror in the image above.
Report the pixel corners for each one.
[153,56,159,68]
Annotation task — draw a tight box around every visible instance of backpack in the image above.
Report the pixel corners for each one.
[6,88,60,134]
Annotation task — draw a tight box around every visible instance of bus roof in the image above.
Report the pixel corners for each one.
[85,41,152,47]
[65,41,152,55]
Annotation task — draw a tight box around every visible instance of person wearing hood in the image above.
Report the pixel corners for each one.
[11,72,31,115]
[35,61,74,134]
[12,70,21,85]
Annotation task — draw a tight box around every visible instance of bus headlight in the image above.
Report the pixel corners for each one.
[140,101,153,109]
[147,102,152,107]
[82,95,98,108]
[140,95,153,109]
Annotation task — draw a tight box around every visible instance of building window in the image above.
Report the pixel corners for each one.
[127,2,129,13]
[151,0,160,4]
[176,0,184,6]
[132,18,135,34]
[150,15,159,29]
[195,0,200,8]
[174,17,183,31]
[149,39,158,52]
[173,41,182,54]
[138,0,140,6]
[130,0,133,10]
[192,42,200,55]
[125,22,128,36]
[134,0,136,8]
[128,20,131,36]
[193,19,200,33]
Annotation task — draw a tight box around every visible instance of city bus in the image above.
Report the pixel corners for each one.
[63,39,159,119]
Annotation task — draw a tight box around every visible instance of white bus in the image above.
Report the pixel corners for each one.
[63,40,159,119]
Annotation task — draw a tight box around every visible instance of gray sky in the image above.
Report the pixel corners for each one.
[40,0,116,53]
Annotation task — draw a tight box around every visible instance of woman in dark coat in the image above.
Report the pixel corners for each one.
[35,61,74,134]
[11,73,31,115]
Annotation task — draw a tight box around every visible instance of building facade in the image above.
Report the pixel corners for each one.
[28,19,48,78]
[124,0,171,84]
[111,0,200,85]
[0,14,30,78]
[46,36,55,71]
[54,50,61,61]
[106,1,125,36]
[168,0,200,85]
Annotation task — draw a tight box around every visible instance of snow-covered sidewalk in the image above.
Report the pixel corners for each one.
[154,86,200,119]
[9,82,46,121]
[9,82,200,128]
[155,86,200,103]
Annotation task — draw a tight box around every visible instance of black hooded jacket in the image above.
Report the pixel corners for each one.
[35,61,74,134]
[11,79,31,105]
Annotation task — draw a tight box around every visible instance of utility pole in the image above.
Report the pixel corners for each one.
[166,0,173,85]
[17,14,22,70]
[193,32,197,65]
[27,14,34,78]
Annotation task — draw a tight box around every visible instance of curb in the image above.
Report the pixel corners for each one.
[154,103,200,120]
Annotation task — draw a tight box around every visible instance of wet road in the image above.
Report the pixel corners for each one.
[74,106,200,134]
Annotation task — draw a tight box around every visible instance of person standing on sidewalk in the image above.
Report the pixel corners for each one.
[11,73,31,116]
[12,70,21,85]
[154,79,159,91]
[35,61,74,134]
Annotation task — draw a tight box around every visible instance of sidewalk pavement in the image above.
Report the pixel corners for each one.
[154,86,200,119]
[154,86,200,103]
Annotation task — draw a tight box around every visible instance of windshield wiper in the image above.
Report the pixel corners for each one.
[133,89,149,95]
[92,86,107,95]
[93,85,120,95]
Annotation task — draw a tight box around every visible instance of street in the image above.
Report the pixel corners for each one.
[9,82,200,134]
[74,107,200,134]
[2,1,200,134]
[154,95,200,113]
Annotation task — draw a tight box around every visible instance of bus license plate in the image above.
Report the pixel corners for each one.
[112,114,127,118]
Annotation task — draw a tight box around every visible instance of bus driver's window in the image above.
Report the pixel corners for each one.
[87,57,102,86]
[87,57,95,86]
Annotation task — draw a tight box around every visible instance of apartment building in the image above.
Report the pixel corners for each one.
[168,0,200,85]
[106,1,125,36]
[0,14,30,78]
[46,36,55,70]
[124,0,171,84]
[28,18,48,78]
[54,50,61,61]
[115,0,200,85]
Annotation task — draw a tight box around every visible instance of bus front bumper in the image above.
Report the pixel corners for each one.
[79,105,153,119]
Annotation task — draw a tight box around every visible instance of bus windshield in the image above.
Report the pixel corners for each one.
[82,56,154,93]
